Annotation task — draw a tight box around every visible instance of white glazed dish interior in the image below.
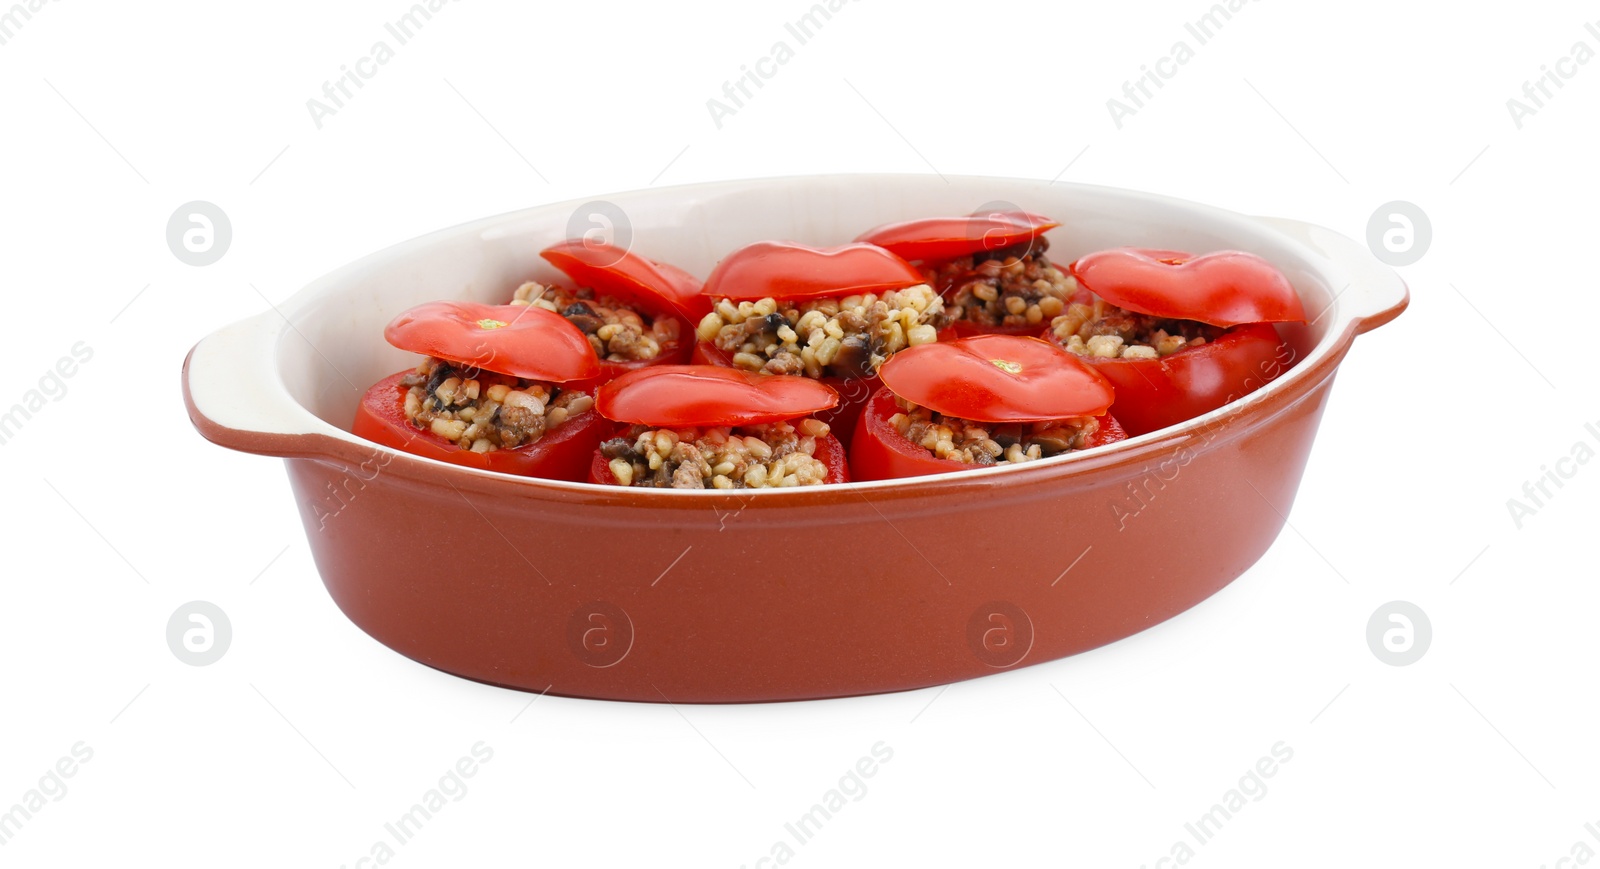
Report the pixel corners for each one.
[186,174,1405,492]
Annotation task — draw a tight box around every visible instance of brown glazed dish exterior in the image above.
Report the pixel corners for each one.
[182,176,1406,703]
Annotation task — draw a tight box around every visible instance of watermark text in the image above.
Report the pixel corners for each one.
[0,342,92,447]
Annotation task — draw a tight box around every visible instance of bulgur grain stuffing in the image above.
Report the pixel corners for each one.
[400,358,593,453]
[1049,297,1224,361]
[923,238,1076,330]
[888,398,1100,466]
[512,282,681,363]
[599,418,833,489]
[694,285,946,379]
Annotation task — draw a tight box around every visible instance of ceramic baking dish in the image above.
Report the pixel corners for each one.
[182,175,1407,703]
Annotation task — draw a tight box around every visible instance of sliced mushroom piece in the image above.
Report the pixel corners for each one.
[828,334,882,379]
[1028,427,1083,457]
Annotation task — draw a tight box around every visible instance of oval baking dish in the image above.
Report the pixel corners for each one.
[182,175,1407,703]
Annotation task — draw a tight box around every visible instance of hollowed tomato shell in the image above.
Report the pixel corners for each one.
[352,371,607,481]
[849,387,1126,481]
[1052,322,1295,437]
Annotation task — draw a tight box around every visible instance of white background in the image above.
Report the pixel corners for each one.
[2,0,1595,866]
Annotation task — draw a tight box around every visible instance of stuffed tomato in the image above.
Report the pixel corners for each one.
[850,334,1126,481]
[1047,248,1305,436]
[589,365,848,489]
[352,301,607,480]
[515,240,708,389]
[857,209,1073,336]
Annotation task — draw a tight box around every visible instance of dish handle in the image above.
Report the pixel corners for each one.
[182,310,342,459]
[1253,215,1410,335]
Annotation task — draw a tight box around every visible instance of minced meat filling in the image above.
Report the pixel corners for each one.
[600,419,832,489]
[694,285,946,379]
[923,238,1076,329]
[1049,297,1224,360]
[512,282,681,363]
[401,358,593,452]
[890,398,1100,466]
